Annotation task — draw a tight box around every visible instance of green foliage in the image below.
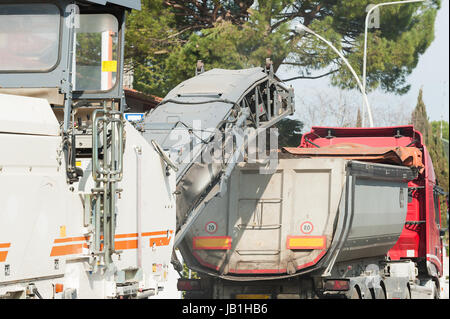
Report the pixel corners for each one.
[181,262,199,279]
[76,33,102,65]
[275,118,304,147]
[125,0,181,96]
[431,120,449,140]
[125,0,440,97]
[181,263,199,299]
[411,89,449,230]
[411,89,431,141]
[165,22,249,85]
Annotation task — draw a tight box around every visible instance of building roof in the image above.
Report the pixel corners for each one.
[84,0,141,10]
[124,88,162,112]
[124,88,162,104]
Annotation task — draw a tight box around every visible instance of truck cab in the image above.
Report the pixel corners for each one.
[0,0,139,165]
[300,126,446,293]
[0,0,139,112]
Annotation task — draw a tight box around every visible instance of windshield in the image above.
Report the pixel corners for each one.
[74,14,119,91]
[0,4,60,72]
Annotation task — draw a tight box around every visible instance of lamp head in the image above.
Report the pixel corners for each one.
[295,24,307,34]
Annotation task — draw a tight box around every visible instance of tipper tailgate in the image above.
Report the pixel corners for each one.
[183,158,347,276]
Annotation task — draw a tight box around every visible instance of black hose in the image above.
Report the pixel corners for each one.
[158,98,236,106]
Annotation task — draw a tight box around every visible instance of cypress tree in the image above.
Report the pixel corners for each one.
[356,108,362,128]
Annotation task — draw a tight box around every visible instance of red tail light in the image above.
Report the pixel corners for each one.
[177,279,202,291]
[324,279,350,291]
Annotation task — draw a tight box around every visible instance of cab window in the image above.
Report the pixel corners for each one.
[74,14,119,92]
[0,4,60,72]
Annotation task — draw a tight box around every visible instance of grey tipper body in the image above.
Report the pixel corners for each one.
[180,158,413,276]
[179,157,421,299]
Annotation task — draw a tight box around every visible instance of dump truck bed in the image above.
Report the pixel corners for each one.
[179,157,416,279]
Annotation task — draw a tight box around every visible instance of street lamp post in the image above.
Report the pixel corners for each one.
[295,23,374,127]
[362,0,425,126]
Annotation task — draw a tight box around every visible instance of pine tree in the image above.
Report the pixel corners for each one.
[275,118,304,147]
[411,88,431,142]
[126,0,441,97]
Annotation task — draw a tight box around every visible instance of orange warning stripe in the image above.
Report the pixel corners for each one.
[114,231,172,239]
[193,236,232,250]
[52,232,172,244]
[114,233,138,239]
[50,231,173,257]
[142,231,172,237]
[0,251,8,262]
[115,239,138,250]
[0,243,10,262]
[286,236,327,250]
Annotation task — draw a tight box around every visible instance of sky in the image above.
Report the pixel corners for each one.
[278,0,449,129]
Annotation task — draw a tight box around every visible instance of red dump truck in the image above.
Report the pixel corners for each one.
[177,125,447,299]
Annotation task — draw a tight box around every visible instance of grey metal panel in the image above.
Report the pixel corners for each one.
[336,172,409,262]
[163,67,267,103]
[347,160,417,181]
[143,100,233,179]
